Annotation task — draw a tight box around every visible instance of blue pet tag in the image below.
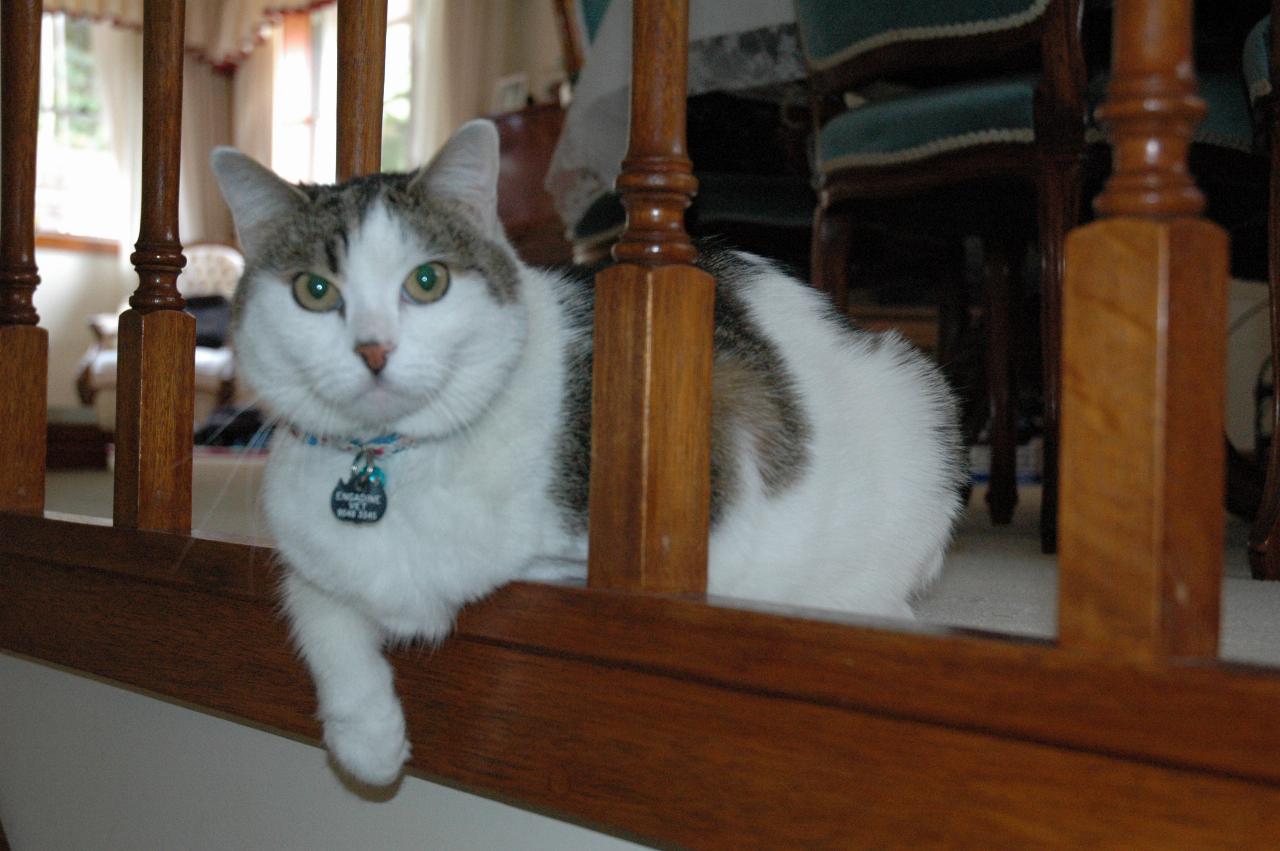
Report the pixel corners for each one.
[331,450,387,524]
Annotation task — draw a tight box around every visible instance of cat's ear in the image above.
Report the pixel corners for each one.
[210,147,309,259]
[408,119,501,235]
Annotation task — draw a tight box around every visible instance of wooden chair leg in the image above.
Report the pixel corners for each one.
[984,238,1018,525]
[811,203,853,312]
[1037,154,1083,553]
[1248,89,1280,580]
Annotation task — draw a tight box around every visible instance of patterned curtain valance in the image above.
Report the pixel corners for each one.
[43,0,336,70]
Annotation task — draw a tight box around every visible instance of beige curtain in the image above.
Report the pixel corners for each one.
[182,58,235,244]
[408,0,566,163]
[91,21,234,281]
[233,24,277,168]
[45,0,331,69]
[89,21,144,296]
[408,0,510,164]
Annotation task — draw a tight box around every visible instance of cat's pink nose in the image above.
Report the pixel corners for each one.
[354,342,393,375]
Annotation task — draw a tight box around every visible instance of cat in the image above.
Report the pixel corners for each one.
[210,119,965,787]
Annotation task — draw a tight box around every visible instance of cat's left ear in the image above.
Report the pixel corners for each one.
[408,119,501,235]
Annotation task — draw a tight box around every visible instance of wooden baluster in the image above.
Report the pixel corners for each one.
[0,0,47,516]
[336,0,388,181]
[586,0,714,593]
[114,0,194,532]
[1058,0,1227,658]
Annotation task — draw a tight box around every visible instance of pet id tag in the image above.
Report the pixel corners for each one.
[331,450,388,524]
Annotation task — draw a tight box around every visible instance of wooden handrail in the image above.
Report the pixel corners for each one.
[585,0,715,593]
[113,0,195,533]
[0,0,47,516]
[1058,0,1227,658]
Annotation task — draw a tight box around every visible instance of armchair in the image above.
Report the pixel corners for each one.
[77,243,242,433]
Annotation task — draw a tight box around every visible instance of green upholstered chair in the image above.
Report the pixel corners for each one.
[797,0,1086,548]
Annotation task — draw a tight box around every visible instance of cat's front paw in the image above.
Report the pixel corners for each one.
[323,703,410,786]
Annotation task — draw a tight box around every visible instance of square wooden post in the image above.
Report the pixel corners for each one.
[1058,0,1227,659]
[0,0,48,516]
[113,0,194,532]
[586,0,714,594]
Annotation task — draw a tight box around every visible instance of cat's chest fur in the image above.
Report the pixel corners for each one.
[262,364,572,639]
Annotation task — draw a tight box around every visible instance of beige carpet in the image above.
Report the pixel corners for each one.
[43,453,1280,667]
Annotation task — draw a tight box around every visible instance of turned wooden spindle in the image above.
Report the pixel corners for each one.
[0,0,48,515]
[113,0,195,532]
[1058,0,1227,658]
[1247,4,1280,580]
[336,0,388,181]
[586,0,714,593]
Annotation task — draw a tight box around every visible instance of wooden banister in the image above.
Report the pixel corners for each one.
[336,0,388,181]
[113,0,195,533]
[6,1,1280,845]
[1058,0,1227,658]
[586,0,715,593]
[0,0,47,516]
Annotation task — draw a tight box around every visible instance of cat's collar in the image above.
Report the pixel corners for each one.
[285,424,421,457]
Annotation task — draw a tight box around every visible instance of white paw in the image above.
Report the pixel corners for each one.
[323,703,410,786]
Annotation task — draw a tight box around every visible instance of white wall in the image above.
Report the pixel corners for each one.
[32,246,131,411]
[0,653,641,851]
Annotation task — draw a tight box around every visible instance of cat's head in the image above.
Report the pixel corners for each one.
[211,120,528,440]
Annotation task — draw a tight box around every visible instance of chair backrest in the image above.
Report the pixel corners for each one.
[796,0,1084,148]
[176,243,244,301]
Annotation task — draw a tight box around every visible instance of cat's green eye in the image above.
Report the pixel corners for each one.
[402,262,450,304]
[292,273,342,312]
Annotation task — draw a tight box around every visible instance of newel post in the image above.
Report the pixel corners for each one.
[336,0,388,181]
[0,0,47,515]
[586,0,715,593]
[1057,0,1227,658]
[114,0,194,532]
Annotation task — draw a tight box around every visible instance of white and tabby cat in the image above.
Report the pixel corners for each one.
[211,120,965,787]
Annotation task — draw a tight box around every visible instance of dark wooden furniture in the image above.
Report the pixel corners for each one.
[492,101,574,266]
[3,0,1279,845]
[46,410,109,471]
[1249,2,1280,580]
[802,0,1086,548]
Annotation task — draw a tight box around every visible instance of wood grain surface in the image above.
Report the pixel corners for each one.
[586,0,714,594]
[336,0,388,181]
[113,0,194,532]
[4,553,1280,848]
[0,0,47,515]
[0,327,47,514]
[1058,0,1228,658]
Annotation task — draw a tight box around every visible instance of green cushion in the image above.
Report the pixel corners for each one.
[572,175,814,240]
[693,174,815,229]
[817,76,1037,174]
[579,0,610,45]
[1087,71,1253,153]
[794,0,1049,71]
[1244,15,1270,107]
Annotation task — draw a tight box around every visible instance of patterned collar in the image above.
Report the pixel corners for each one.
[285,424,421,457]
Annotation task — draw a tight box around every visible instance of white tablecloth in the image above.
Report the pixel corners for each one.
[545,0,804,230]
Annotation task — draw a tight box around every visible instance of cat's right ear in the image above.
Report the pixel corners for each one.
[210,148,309,259]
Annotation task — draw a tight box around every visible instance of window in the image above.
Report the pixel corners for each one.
[272,1,416,183]
[35,13,119,241]
[381,0,414,171]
